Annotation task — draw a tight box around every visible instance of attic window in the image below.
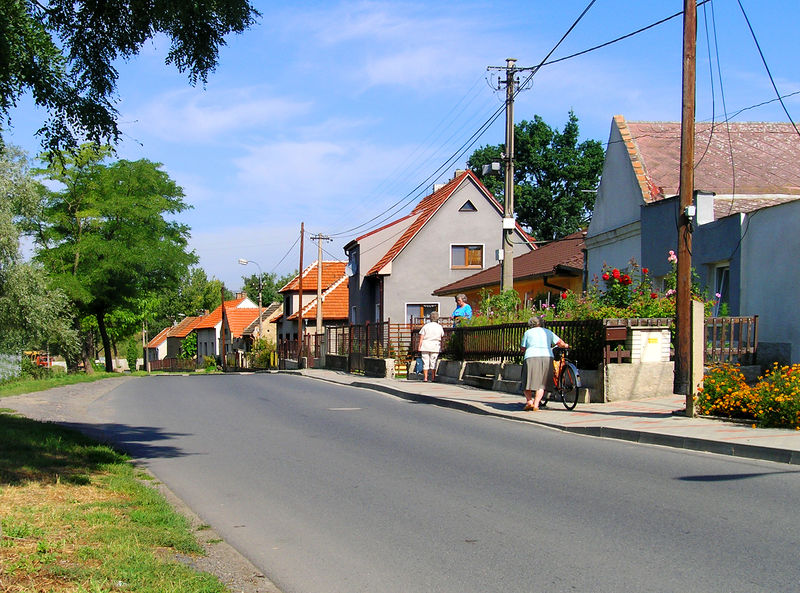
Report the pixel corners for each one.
[459,200,477,212]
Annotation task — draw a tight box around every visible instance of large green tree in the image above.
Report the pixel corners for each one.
[0,0,259,153]
[241,271,296,307]
[469,111,604,241]
[29,144,197,371]
[0,145,77,356]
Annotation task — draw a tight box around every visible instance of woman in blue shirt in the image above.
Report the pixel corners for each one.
[520,316,568,411]
[453,294,472,322]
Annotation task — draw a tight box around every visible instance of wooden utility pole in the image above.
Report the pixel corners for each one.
[297,222,304,360]
[220,285,227,371]
[501,58,517,292]
[676,0,697,410]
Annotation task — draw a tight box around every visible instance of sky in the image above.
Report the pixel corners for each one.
[7,0,800,291]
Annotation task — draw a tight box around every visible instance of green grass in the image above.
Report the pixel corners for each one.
[0,411,229,592]
[0,371,140,398]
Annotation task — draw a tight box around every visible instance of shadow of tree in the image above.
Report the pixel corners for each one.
[0,412,189,486]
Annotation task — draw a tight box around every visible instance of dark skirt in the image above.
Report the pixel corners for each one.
[523,356,555,391]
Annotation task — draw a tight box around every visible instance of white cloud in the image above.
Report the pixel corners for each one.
[125,86,312,143]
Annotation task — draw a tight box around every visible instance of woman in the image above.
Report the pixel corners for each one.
[418,311,445,382]
[520,316,569,411]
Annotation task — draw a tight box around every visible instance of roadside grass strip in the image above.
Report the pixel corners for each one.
[0,372,132,399]
[0,412,229,592]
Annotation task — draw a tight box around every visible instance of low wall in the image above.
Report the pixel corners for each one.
[436,360,464,384]
[364,357,395,378]
[325,354,348,372]
[602,362,675,401]
[463,361,500,390]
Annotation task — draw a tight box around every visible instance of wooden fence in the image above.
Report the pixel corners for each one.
[705,315,758,364]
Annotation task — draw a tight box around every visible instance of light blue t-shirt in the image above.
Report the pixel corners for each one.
[453,303,472,319]
[521,327,560,359]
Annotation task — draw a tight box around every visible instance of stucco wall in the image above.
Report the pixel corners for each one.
[381,178,530,322]
[740,199,800,363]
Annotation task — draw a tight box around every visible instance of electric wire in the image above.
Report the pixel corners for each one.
[736,0,800,137]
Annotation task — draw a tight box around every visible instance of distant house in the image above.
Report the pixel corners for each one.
[165,315,204,358]
[144,326,170,362]
[242,302,283,346]
[344,169,534,324]
[276,261,349,340]
[586,115,800,363]
[195,294,257,360]
[433,231,586,308]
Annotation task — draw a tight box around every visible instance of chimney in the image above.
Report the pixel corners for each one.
[454,169,466,178]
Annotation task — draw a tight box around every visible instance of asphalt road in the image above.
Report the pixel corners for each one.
[13,373,800,593]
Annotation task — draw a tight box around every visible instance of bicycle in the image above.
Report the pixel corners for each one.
[540,347,582,410]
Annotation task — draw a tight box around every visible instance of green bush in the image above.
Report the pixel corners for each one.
[202,356,218,372]
[21,357,51,380]
[126,337,140,371]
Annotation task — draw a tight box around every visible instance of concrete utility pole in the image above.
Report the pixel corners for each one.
[238,258,263,340]
[488,58,519,292]
[676,0,697,411]
[309,234,332,335]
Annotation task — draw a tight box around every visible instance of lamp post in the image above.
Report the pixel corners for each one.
[238,258,263,340]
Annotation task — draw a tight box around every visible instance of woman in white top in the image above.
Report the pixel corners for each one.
[418,311,445,382]
[520,316,568,411]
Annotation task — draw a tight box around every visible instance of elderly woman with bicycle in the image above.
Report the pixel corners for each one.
[520,316,569,411]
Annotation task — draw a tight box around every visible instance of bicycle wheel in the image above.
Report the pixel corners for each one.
[559,365,579,410]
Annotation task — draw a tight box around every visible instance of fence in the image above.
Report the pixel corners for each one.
[327,322,415,374]
[705,315,758,364]
[149,357,197,372]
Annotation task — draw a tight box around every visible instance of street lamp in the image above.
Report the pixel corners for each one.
[238,258,263,340]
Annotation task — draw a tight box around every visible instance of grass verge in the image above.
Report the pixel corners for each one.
[0,411,229,592]
[0,372,143,399]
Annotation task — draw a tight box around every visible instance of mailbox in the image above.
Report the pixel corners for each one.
[605,326,628,341]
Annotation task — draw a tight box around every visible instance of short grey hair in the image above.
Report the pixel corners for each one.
[430,311,440,322]
[456,293,467,302]
[528,316,542,328]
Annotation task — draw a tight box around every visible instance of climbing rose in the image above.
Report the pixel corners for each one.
[602,272,610,281]
[642,267,649,274]
[612,268,621,279]
[621,274,632,285]
[561,292,568,299]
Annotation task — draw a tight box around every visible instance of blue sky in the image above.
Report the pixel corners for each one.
[8,0,799,290]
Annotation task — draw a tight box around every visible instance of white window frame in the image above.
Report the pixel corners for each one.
[405,302,440,324]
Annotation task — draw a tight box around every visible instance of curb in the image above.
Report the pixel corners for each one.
[293,371,800,466]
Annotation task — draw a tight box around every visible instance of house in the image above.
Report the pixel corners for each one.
[221,307,262,362]
[242,302,283,345]
[586,115,800,363]
[276,261,349,340]
[195,294,258,360]
[344,169,535,324]
[164,315,204,358]
[144,326,170,362]
[433,231,586,309]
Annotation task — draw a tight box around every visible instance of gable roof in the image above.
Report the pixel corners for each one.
[616,116,800,205]
[360,170,535,277]
[166,315,203,339]
[280,261,349,321]
[243,302,283,336]
[433,231,585,296]
[146,326,170,349]
[224,308,262,339]
[195,296,250,330]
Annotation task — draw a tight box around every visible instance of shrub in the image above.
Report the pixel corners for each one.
[695,363,800,429]
[752,363,800,428]
[202,356,218,372]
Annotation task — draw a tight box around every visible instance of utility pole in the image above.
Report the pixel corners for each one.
[675,0,697,411]
[297,222,304,361]
[220,285,227,371]
[310,233,332,335]
[488,58,519,292]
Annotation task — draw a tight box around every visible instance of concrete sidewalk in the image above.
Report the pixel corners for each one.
[290,368,800,466]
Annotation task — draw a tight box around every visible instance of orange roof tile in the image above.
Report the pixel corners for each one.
[433,231,585,296]
[195,296,250,329]
[279,261,347,293]
[364,170,534,277]
[224,308,261,338]
[286,273,349,321]
[166,315,203,338]
[146,327,170,349]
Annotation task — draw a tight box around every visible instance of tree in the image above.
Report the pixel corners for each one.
[469,111,604,241]
[28,144,197,372]
[241,271,295,306]
[0,145,78,356]
[0,0,259,153]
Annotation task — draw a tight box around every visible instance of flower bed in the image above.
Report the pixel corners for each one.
[696,363,800,429]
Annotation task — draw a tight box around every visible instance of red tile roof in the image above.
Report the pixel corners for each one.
[617,116,800,203]
[194,296,250,329]
[363,170,535,277]
[243,302,283,335]
[433,231,585,296]
[146,326,170,349]
[166,315,204,338]
[224,308,261,338]
[280,261,349,321]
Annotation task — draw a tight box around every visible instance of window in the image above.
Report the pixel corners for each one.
[451,244,483,269]
[459,200,477,212]
[406,303,439,324]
